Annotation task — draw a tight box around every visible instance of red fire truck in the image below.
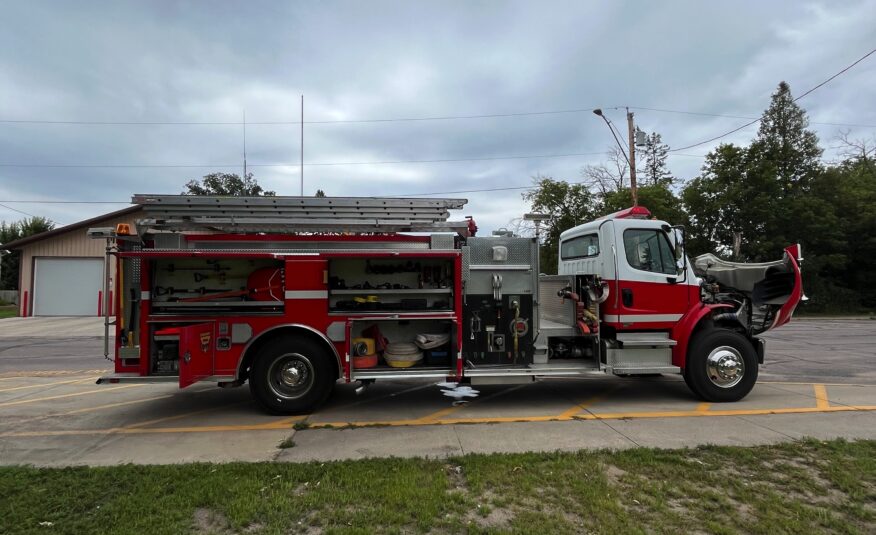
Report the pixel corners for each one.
[91,195,803,414]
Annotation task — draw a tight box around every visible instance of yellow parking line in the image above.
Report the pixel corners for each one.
[761,381,876,387]
[0,378,93,393]
[9,394,175,424]
[0,417,309,438]
[0,369,108,379]
[557,384,624,419]
[0,385,141,408]
[308,404,876,429]
[577,405,876,421]
[813,384,830,409]
[2,405,875,438]
[123,400,250,429]
[695,402,712,412]
[415,384,530,423]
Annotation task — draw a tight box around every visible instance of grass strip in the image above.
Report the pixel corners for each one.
[1,439,873,534]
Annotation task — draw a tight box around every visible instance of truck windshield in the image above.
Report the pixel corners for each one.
[561,234,599,259]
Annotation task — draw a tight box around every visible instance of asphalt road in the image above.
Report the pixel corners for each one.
[1,317,873,383]
[0,317,874,466]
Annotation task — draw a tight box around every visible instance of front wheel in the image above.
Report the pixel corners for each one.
[684,329,758,402]
[249,336,336,414]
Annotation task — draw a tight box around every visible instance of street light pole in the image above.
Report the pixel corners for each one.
[593,108,638,207]
[626,108,638,206]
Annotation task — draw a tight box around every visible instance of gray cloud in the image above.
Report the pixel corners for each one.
[1,0,874,231]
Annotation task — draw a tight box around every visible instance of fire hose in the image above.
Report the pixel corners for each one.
[558,287,599,335]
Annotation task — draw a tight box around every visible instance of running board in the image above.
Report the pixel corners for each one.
[351,369,454,380]
[610,366,681,375]
[96,373,234,384]
[616,332,677,348]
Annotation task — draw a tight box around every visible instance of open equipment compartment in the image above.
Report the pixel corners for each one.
[348,316,459,380]
[149,257,285,315]
[328,256,454,313]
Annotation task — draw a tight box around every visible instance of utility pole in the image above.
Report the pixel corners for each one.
[626,108,638,206]
[300,95,304,196]
[243,110,247,179]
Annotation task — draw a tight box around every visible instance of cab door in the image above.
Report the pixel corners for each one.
[178,322,215,388]
[611,221,691,329]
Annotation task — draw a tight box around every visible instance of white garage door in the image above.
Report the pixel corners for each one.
[33,258,104,316]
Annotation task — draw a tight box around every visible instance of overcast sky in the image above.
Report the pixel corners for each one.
[1,0,874,232]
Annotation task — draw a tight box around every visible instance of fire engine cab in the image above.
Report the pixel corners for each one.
[91,195,803,414]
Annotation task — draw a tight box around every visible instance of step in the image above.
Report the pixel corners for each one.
[616,332,677,348]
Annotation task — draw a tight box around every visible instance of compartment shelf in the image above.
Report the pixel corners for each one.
[331,289,451,295]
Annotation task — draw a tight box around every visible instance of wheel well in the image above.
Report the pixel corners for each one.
[237,327,341,382]
[687,317,757,365]
[688,317,714,350]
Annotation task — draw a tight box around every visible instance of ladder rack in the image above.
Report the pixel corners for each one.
[132,195,471,235]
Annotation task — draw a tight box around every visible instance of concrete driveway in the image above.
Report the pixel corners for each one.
[0,317,874,466]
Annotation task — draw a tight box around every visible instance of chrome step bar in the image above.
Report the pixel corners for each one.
[96,373,235,384]
[616,332,677,347]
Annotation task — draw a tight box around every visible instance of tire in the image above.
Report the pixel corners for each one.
[684,328,758,402]
[249,336,336,415]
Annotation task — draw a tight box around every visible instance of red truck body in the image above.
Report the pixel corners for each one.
[94,196,803,413]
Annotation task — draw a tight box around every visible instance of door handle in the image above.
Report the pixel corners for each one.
[622,288,633,307]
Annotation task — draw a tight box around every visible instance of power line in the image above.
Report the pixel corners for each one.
[0,200,129,204]
[0,154,712,205]
[628,106,876,129]
[0,202,40,218]
[0,146,710,170]
[669,47,876,152]
[0,151,614,169]
[3,103,874,129]
[0,107,601,126]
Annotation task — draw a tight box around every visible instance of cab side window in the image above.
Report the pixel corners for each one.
[560,234,599,259]
[623,229,676,275]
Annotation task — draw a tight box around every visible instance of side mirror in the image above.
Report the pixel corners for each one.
[672,226,688,282]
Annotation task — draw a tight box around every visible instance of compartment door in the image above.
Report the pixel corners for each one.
[178,322,215,388]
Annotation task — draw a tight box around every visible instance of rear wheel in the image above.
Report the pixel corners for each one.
[684,329,758,402]
[249,336,335,414]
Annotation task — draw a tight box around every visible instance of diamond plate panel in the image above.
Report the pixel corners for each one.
[468,237,536,266]
[430,234,455,250]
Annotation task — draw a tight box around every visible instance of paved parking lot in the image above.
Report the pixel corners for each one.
[0,317,874,465]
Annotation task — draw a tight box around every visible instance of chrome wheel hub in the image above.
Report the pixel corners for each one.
[268,353,314,400]
[280,362,305,386]
[706,346,745,388]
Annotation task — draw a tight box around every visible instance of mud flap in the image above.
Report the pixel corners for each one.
[754,337,765,364]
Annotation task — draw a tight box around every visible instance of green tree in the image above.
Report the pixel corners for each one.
[682,82,824,262]
[602,183,685,225]
[750,81,822,190]
[681,144,748,257]
[640,132,673,186]
[522,176,597,274]
[184,172,276,196]
[0,216,55,290]
[741,81,824,261]
[315,189,326,197]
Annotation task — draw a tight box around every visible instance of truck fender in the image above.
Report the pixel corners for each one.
[670,304,734,369]
[236,324,343,381]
